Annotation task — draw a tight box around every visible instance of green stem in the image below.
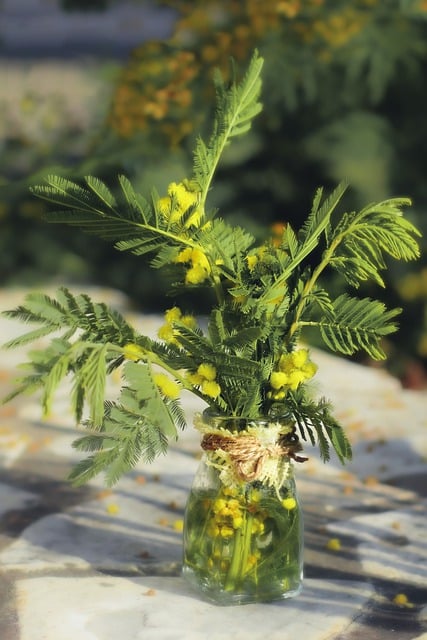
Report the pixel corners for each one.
[225,509,254,592]
[212,272,225,306]
[287,235,342,342]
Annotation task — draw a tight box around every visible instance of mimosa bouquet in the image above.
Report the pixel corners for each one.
[3,51,420,603]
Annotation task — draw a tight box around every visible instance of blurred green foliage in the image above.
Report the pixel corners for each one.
[2,0,427,382]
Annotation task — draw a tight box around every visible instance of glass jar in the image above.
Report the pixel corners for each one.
[182,412,304,605]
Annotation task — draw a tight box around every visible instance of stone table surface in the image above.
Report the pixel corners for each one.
[0,287,426,640]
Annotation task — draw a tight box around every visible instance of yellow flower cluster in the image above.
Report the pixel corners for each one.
[310,8,368,49]
[269,349,317,398]
[153,372,180,400]
[206,487,266,544]
[187,363,221,398]
[107,43,199,143]
[157,181,200,227]
[157,306,197,345]
[175,247,211,285]
[208,493,244,538]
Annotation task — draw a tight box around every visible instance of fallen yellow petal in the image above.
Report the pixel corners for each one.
[326,537,341,551]
[393,593,414,608]
[106,503,119,515]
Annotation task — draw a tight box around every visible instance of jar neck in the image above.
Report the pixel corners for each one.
[202,409,294,434]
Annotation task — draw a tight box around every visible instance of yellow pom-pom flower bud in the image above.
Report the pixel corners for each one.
[164,306,182,323]
[246,254,258,271]
[288,370,308,391]
[153,373,180,400]
[272,349,318,393]
[157,323,175,343]
[197,363,217,381]
[270,371,290,390]
[291,348,309,368]
[392,593,414,608]
[185,264,209,285]
[123,343,145,361]
[201,380,221,398]
[174,248,193,264]
[181,314,197,330]
[168,181,198,215]
[190,248,210,273]
[157,196,172,217]
[282,497,297,510]
[186,371,204,386]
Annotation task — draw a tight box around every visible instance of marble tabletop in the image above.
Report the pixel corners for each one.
[0,287,426,640]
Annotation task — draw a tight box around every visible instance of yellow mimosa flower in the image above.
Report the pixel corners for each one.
[270,371,290,390]
[157,196,172,217]
[157,323,175,344]
[288,370,307,390]
[123,343,145,361]
[181,314,197,330]
[247,254,258,271]
[153,373,180,400]
[201,380,221,398]
[291,348,309,368]
[197,363,217,381]
[165,306,182,322]
[175,248,193,264]
[282,497,297,510]
[185,264,209,285]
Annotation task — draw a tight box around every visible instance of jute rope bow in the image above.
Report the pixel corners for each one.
[201,432,292,482]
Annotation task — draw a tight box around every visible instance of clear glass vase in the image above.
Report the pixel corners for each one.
[182,413,304,605]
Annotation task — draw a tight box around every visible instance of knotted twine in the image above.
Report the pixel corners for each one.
[201,432,291,482]
[194,414,306,489]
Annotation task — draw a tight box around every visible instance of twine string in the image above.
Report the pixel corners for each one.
[201,432,297,482]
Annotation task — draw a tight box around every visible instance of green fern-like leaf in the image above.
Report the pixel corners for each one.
[85,175,117,210]
[258,183,348,309]
[67,362,180,486]
[32,174,167,250]
[329,197,421,288]
[78,344,108,426]
[117,174,152,224]
[298,182,348,253]
[33,175,94,211]
[197,219,255,278]
[289,392,352,464]
[193,51,263,210]
[1,288,140,422]
[318,294,400,360]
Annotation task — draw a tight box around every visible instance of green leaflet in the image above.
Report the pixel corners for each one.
[193,50,263,210]
[317,294,401,360]
[1,287,138,425]
[328,196,420,289]
[289,392,352,465]
[123,361,178,439]
[68,362,180,486]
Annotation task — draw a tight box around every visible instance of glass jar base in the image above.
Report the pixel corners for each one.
[182,565,303,606]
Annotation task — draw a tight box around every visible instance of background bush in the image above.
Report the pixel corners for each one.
[2,0,427,383]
